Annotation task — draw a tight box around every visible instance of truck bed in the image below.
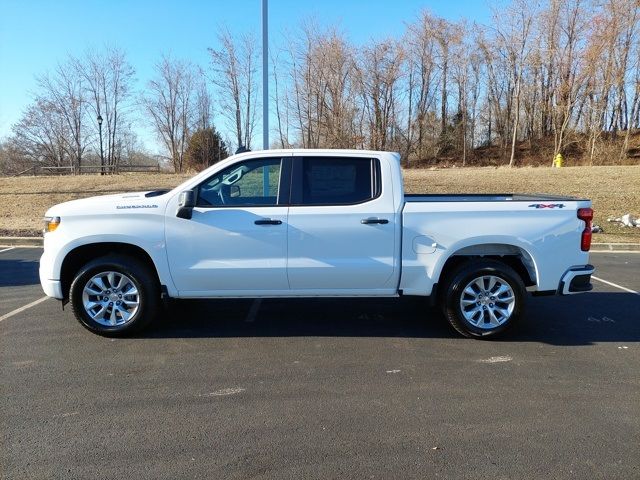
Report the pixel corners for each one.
[404,193,585,203]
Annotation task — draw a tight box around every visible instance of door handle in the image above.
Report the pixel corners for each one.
[254,218,282,225]
[361,218,389,225]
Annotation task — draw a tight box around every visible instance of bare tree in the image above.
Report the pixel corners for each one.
[492,0,537,166]
[548,0,589,162]
[287,24,357,148]
[403,12,440,160]
[611,0,640,160]
[7,1,640,170]
[11,98,70,167]
[74,47,135,170]
[194,75,214,131]
[355,39,404,151]
[208,29,259,150]
[36,60,88,171]
[271,48,292,148]
[451,29,473,165]
[467,44,484,155]
[141,56,197,172]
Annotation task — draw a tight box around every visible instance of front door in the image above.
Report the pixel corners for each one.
[165,157,291,295]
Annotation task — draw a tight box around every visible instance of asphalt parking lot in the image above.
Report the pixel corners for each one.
[1,247,639,479]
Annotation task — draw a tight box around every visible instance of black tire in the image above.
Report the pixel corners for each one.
[69,254,160,337]
[441,259,526,339]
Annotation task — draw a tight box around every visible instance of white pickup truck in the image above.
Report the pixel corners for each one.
[40,149,595,338]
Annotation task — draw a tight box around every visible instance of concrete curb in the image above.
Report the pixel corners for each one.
[591,243,640,252]
[1,237,639,252]
[0,237,43,247]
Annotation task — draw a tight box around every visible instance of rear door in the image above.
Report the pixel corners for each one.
[286,156,397,293]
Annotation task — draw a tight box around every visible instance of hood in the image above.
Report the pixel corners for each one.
[44,190,170,217]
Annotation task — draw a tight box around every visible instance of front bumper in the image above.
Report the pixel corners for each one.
[39,253,63,299]
[558,264,595,295]
[40,278,63,299]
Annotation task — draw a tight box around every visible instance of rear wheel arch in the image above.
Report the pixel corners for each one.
[60,242,160,299]
[436,243,538,290]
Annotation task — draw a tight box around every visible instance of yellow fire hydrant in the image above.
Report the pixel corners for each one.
[553,153,564,168]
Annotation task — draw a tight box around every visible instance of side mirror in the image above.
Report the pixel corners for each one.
[230,185,241,198]
[176,190,195,219]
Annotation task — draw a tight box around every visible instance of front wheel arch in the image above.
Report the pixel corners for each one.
[60,242,160,300]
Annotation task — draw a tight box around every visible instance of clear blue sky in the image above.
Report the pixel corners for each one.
[0,0,490,150]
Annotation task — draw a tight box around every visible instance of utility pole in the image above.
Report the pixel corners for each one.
[262,0,269,195]
[262,0,268,150]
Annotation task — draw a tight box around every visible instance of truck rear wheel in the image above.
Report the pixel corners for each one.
[69,255,159,337]
[441,259,526,339]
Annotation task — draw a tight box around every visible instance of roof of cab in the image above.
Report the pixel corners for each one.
[230,148,400,162]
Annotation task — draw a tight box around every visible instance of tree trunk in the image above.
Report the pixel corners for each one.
[509,75,521,167]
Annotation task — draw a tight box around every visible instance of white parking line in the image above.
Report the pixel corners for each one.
[0,297,50,323]
[592,276,640,296]
[0,247,15,253]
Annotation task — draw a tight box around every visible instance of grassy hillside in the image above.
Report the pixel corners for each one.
[1,166,638,243]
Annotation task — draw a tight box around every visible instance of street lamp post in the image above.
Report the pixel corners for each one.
[262,0,268,151]
[262,0,269,196]
[97,115,104,175]
[262,0,269,195]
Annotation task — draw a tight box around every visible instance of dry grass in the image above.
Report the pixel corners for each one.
[0,173,190,236]
[403,165,640,243]
[1,166,638,243]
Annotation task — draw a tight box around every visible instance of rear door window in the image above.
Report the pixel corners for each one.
[296,157,379,205]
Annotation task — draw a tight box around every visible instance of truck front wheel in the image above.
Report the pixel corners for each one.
[441,259,526,339]
[69,255,159,337]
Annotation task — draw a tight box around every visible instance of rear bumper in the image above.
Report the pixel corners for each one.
[558,264,595,295]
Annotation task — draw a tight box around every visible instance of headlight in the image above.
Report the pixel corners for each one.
[43,216,61,233]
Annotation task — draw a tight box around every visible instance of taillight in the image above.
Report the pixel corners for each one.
[577,208,593,252]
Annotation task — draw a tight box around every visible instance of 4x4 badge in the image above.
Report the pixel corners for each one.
[528,203,565,209]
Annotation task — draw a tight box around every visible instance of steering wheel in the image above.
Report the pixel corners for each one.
[218,184,230,205]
